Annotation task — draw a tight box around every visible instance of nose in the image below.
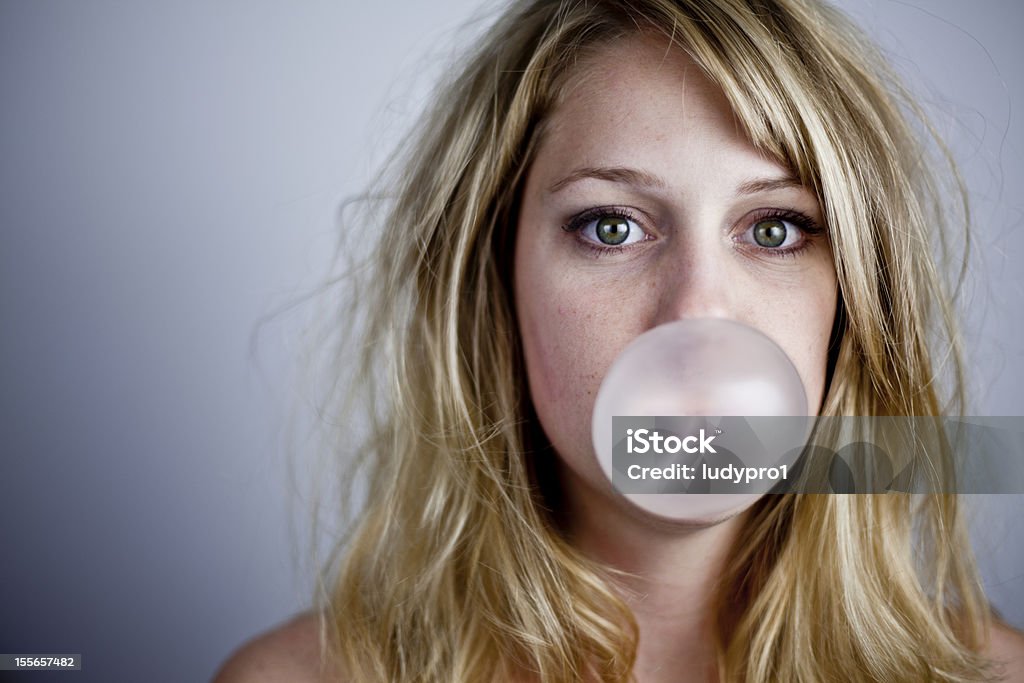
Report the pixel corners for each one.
[652,240,736,326]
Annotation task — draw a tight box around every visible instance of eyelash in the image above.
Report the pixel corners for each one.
[561,205,825,257]
[561,206,651,256]
[742,208,825,259]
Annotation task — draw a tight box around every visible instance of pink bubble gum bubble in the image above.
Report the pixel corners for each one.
[591,319,808,523]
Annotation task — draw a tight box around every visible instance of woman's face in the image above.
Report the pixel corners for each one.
[514,35,837,514]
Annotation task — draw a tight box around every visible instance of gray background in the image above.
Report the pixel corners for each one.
[0,1,1021,681]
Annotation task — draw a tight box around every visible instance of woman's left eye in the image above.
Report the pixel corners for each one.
[739,215,819,252]
[568,212,649,247]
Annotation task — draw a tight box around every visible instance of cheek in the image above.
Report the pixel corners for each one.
[517,282,605,453]
[803,267,839,409]
[514,254,639,467]
[519,298,588,406]
[753,272,837,414]
[717,246,836,416]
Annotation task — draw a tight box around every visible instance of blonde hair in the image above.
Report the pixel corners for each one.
[318,0,993,680]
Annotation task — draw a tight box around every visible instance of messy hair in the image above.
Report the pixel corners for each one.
[318,0,991,680]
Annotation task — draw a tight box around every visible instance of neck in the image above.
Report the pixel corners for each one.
[560,467,745,683]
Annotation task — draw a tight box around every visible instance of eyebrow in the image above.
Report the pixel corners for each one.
[734,176,805,195]
[547,165,808,197]
[547,166,666,194]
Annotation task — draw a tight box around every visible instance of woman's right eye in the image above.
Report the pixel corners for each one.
[564,210,650,248]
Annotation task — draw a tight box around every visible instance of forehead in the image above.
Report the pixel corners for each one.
[535,34,791,189]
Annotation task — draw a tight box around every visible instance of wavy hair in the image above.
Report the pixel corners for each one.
[317,0,993,680]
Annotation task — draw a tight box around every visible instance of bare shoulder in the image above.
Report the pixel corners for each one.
[212,611,346,683]
[987,620,1024,682]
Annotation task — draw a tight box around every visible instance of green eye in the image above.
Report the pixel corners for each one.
[753,219,787,248]
[565,209,649,249]
[595,216,631,245]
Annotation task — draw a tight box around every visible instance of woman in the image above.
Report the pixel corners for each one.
[217,0,1024,680]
